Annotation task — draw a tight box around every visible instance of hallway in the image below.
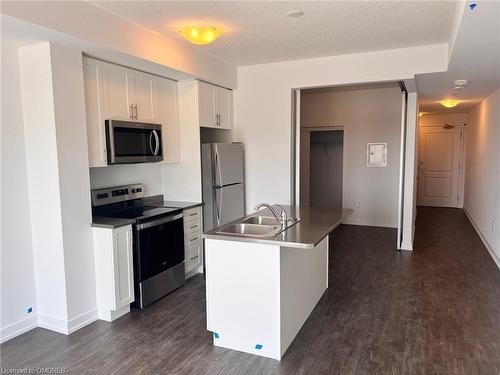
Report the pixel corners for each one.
[2,208,499,374]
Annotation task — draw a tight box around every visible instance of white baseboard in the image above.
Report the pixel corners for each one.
[342,217,397,228]
[37,313,70,334]
[464,208,500,270]
[98,305,129,322]
[68,308,98,334]
[0,315,38,344]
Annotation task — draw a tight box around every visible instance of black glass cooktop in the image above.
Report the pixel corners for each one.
[98,205,181,222]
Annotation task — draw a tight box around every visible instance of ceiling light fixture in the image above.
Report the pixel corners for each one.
[179,26,221,45]
[288,10,304,18]
[440,99,460,108]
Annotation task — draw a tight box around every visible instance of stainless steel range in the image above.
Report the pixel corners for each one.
[92,184,185,309]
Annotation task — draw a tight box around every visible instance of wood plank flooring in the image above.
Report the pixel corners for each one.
[2,207,500,374]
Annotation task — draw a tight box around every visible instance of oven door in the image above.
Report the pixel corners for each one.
[134,213,184,282]
[106,120,163,164]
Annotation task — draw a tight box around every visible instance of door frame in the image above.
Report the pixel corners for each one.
[417,123,466,208]
[290,82,409,250]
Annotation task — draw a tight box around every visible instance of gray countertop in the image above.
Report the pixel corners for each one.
[161,201,202,210]
[202,205,353,249]
[91,217,136,229]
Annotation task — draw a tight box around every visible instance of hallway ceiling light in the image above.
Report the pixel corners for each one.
[440,99,460,108]
[179,26,221,45]
[452,79,469,90]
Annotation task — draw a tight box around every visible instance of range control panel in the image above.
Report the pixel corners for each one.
[91,184,144,207]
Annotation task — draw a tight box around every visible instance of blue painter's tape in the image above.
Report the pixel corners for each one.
[469,3,477,10]
[213,332,219,339]
[27,307,33,314]
[255,344,263,350]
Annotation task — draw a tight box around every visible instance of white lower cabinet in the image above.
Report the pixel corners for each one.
[92,225,135,322]
[183,206,203,276]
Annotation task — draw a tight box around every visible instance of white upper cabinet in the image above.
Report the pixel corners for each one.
[197,81,233,130]
[155,76,180,163]
[101,61,133,121]
[83,56,180,167]
[198,81,217,127]
[131,70,155,122]
[215,85,232,129]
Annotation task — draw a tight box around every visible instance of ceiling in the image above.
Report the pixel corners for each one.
[417,2,500,113]
[90,1,456,66]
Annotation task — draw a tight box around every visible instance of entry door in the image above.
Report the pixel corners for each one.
[417,126,462,207]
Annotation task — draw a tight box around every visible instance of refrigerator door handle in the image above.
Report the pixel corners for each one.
[215,189,221,227]
[214,148,223,187]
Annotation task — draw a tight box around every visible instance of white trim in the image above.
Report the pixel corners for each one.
[343,217,397,228]
[67,308,98,334]
[464,208,500,270]
[0,315,38,344]
[37,314,69,334]
[97,305,129,322]
[400,240,413,251]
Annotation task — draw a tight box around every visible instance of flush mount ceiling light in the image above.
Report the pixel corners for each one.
[440,99,460,108]
[179,26,221,45]
[287,10,304,17]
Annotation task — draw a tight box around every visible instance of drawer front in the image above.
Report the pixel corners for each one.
[184,220,201,234]
[185,242,201,271]
[184,207,201,222]
[185,231,201,246]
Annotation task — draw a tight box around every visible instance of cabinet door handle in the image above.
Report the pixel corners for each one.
[188,212,197,217]
[190,225,198,229]
[190,237,198,242]
[129,105,134,119]
[190,255,199,261]
[218,113,222,126]
[133,104,138,119]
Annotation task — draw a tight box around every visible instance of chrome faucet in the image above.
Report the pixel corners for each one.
[254,203,288,229]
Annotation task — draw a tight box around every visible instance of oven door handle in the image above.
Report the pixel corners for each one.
[136,213,183,231]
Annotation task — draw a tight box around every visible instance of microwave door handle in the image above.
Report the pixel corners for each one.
[152,130,160,155]
[149,131,154,155]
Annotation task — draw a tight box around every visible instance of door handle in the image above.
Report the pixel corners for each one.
[149,131,154,155]
[152,130,160,155]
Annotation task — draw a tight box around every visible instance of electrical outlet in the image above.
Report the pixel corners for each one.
[27,307,33,314]
[355,202,360,208]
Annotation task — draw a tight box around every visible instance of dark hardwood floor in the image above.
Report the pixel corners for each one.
[2,207,500,374]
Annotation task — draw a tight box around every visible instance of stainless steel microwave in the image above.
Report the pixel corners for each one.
[105,120,163,164]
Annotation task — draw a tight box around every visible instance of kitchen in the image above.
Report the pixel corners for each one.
[2,2,500,374]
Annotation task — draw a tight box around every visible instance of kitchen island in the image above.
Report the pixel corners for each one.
[202,205,352,360]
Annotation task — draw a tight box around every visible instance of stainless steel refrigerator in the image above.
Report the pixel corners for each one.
[201,143,245,231]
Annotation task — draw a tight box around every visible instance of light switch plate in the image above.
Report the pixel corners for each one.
[367,143,387,167]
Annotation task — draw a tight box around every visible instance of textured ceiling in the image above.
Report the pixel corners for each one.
[90,1,457,66]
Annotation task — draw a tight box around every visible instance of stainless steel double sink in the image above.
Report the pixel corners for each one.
[215,216,300,238]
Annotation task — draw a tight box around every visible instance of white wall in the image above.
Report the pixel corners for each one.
[18,42,96,335]
[234,44,448,214]
[301,86,402,227]
[0,41,38,342]
[161,81,203,202]
[464,87,500,268]
[90,164,163,197]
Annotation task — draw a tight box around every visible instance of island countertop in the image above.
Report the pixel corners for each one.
[202,205,352,249]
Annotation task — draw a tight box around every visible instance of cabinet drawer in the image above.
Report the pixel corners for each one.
[185,243,201,270]
[184,220,201,234]
[185,232,201,246]
[184,207,201,222]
